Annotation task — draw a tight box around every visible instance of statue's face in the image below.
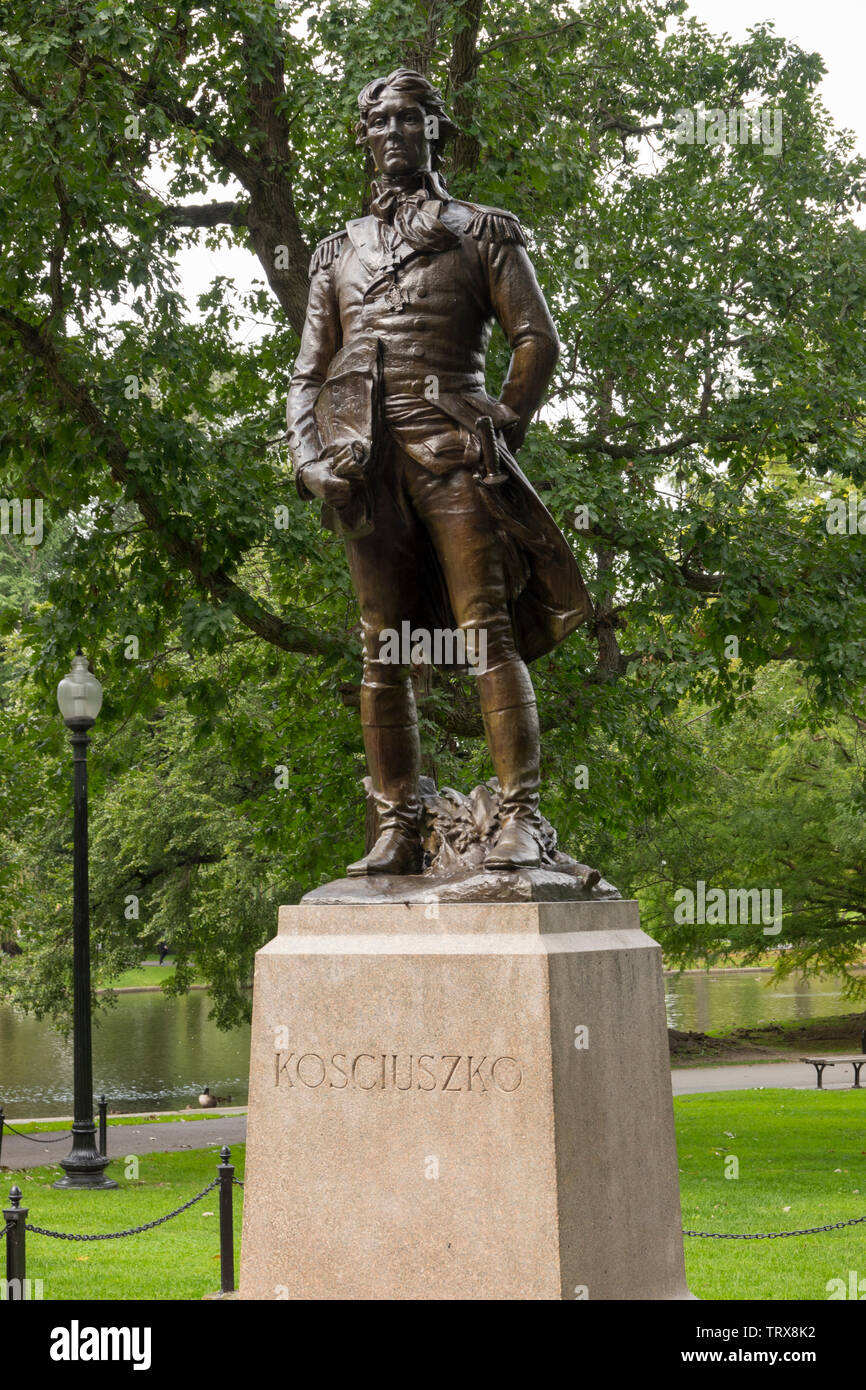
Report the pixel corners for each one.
[364,87,432,177]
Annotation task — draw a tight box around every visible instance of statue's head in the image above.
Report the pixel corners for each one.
[356,68,458,177]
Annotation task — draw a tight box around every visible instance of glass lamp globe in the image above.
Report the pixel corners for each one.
[57,651,103,725]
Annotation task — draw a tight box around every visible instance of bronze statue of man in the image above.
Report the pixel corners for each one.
[287,68,591,877]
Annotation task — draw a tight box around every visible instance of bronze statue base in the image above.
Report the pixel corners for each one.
[302,863,620,906]
[304,777,618,904]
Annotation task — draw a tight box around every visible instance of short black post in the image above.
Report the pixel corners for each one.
[98,1096,107,1157]
[4,1184,28,1298]
[218,1146,235,1294]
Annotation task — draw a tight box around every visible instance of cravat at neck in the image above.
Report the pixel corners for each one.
[371,172,431,221]
[369,170,456,254]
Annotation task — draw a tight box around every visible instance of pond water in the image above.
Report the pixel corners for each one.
[1,970,863,1119]
[0,990,250,1119]
[666,970,864,1034]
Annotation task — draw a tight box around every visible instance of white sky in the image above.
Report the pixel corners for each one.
[684,0,865,155]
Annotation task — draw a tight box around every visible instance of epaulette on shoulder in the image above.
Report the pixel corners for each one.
[308,230,347,276]
[465,205,527,247]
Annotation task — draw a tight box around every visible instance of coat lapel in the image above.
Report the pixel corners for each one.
[345,209,461,299]
[345,217,386,278]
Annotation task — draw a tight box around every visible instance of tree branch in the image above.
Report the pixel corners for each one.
[162,200,250,228]
[237,31,312,330]
[594,110,664,137]
[678,563,723,593]
[447,0,486,175]
[82,49,261,187]
[563,431,701,460]
[47,174,73,326]
[0,306,346,660]
[404,0,446,74]
[3,62,44,107]
[479,18,589,55]
[78,46,311,330]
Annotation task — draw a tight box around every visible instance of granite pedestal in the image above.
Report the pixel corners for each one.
[237,897,690,1300]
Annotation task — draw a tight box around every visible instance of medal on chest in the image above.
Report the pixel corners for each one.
[382,231,407,312]
[385,280,408,312]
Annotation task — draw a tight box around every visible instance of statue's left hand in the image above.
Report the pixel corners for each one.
[326,441,368,480]
[301,458,355,506]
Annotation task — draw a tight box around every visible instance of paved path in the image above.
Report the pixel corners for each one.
[672,1060,864,1094]
[1,1113,247,1171]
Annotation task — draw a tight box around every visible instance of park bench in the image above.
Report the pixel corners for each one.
[800,1055,866,1089]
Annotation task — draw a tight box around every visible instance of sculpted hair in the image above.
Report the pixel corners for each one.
[356,67,459,167]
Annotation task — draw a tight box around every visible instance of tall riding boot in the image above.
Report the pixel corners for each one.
[477,659,543,870]
[346,678,423,876]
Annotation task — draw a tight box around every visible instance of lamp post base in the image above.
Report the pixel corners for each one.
[53,1124,117,1190]
[52,1170,118,1190]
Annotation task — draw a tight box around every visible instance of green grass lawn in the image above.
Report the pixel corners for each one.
[5,960,203,992]
[8,1112,242,1135]
[6,1091,865,1300]
[100,965,175,989]
[1,1146,244,1300]
[98,964,206,990]
[678,1090,866,1300]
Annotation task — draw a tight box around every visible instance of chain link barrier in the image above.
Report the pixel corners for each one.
[25,1178,220,1242]
[684,1213,866,1240]
[7,1153,864,1249]
[3,1132,860,1247]
[2,1123,71,1144]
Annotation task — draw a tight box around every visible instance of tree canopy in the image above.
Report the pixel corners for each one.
[2,0,866,1025]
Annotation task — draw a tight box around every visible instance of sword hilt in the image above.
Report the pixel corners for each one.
[475,415,508,487]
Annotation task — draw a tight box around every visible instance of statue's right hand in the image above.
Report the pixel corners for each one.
[301,458,355,506]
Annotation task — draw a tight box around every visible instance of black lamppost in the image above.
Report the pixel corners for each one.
[53,649,116,1190]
